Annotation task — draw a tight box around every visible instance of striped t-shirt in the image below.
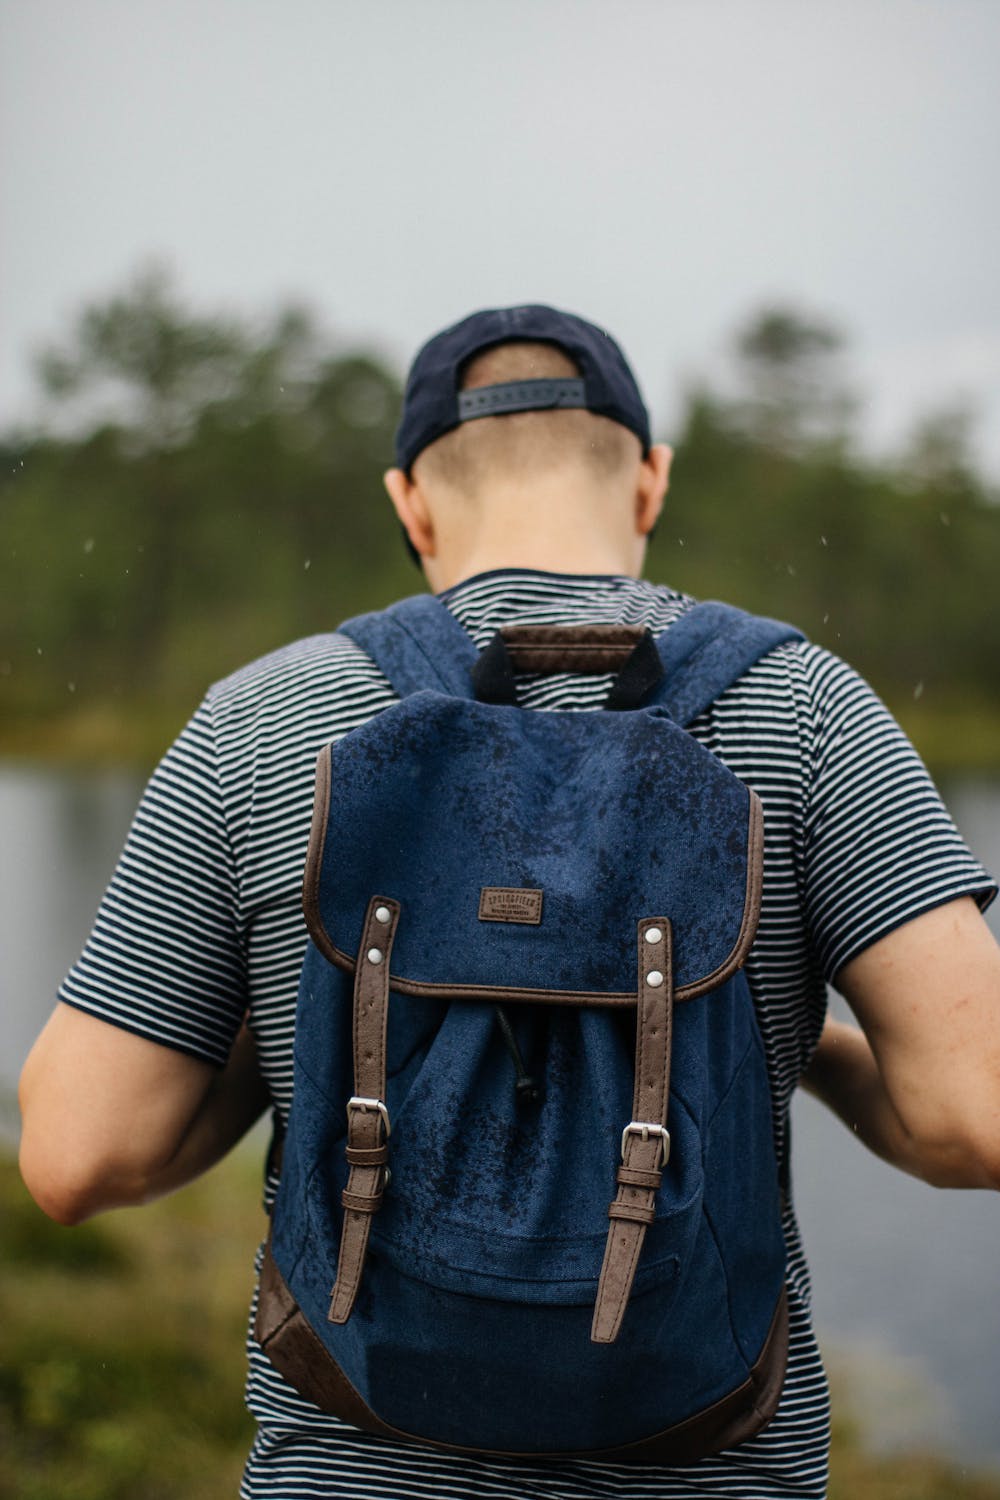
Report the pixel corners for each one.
[60,569,995,1500]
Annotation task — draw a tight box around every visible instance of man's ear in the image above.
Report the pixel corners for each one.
[383,468,437,560]
[636,444,672,537]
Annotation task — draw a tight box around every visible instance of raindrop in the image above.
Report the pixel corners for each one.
[36,646,43,655]
[822,613,830,624]
[83,537,95,554]
[940,512,950,527]
[68,682,76,693]
[786,564,797,577]
[304,558,312,570]
[677,538,685,547]
[819,535,828,547]
[913,682,924,700]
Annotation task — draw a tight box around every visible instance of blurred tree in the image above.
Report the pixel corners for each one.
[36,264,252,449]
[1,277,997,768]
[652,309,998,725]
[1,269,406,741]
[728,306,857,456]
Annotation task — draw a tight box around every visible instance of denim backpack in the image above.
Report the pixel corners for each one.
[256,594,801,1461]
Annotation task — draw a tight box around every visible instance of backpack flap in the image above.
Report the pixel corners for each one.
[303,691,763,1004]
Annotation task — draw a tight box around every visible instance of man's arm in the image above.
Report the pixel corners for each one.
[19,1003,271,1225]
[802,896,1000,1189]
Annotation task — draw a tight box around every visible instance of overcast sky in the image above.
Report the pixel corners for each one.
[3,0,999,473]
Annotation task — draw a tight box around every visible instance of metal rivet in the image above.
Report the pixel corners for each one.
[646,970,664,988]
[645,927,662,945]
[367,947,384,965]
[375,905,391,924]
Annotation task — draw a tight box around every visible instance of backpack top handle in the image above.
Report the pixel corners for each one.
[470,624,664,710]
[338,593,803,726]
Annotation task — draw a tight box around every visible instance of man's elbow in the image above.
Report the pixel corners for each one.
[19,1143,100,1225]
[909,1122,1000,1192]
[18,1128,150,1225]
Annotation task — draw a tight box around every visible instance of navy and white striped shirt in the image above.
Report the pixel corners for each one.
[60,570,995,1499]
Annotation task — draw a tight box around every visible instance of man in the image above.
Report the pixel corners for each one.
[19,305,1000,1498]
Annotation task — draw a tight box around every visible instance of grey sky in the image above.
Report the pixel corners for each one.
[2,0,999,472]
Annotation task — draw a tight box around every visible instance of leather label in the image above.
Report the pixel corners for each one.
[478,887,544,925]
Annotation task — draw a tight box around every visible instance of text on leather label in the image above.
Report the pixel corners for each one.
[478,888,544,924]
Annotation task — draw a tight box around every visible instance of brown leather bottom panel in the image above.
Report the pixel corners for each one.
[255,1244,790,1464]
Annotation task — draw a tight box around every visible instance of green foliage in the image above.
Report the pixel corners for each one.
[649,311,999,753]
[1,270,410,755]
[0,1155,128,1272]
[0,1146,262,1500]
[828,1406,1000,1500]
[1,279,998,770]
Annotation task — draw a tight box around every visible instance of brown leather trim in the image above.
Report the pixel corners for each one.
[592,920,673,1343]
[256,1242,789,1463]
[303,761,764,1009]
[305,793,762,1008]
[256,1243,402,1440]
[328,897,400,1325]
[500,623,648,675]
[302,745,333,944]
[676,788,764,1001]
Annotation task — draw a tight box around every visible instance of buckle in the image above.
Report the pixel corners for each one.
[346,1096,391,1139]
[621,1120,670,1166]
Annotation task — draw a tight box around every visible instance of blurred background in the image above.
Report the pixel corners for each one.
[1,3,998,1496]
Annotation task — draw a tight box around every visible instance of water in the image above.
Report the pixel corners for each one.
[2,763,999,1467]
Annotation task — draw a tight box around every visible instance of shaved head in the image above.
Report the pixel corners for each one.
[412,340,641,498]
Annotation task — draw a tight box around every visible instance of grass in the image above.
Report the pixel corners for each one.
[0,1148,265,1500]
[1,1147,998,1498]
[890,697,1000,777]
[0,703,191,773]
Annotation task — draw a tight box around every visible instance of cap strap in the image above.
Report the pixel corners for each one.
[457,378,587,422]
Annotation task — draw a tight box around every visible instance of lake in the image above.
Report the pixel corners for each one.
[2,763,998,1468]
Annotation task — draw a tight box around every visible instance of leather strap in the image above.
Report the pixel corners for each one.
[328,896,400,1325]
[591,919,674,1344]
[470,624,655,706]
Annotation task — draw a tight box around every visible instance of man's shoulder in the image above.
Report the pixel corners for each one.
[203,630,390,729]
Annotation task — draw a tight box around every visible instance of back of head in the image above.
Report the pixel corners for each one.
[388,305,667,585]
[413,341,642,500]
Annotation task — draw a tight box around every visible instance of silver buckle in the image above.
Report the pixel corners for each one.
[346,1096,391,1139]
[621,1120,670,1166]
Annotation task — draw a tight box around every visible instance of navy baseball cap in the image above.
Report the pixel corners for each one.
[394,304,651,474]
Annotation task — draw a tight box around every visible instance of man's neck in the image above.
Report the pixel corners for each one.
[425,525,644,594]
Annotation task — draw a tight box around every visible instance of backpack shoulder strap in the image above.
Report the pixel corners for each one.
[650,602,804,726]
[339,593,804,715]
[338,593,478,698]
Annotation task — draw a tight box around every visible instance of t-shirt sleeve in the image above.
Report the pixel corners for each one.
[57,696,247,1066]
[798,647,997,982]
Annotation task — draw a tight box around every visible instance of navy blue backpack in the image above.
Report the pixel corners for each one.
[256,595,800,1461]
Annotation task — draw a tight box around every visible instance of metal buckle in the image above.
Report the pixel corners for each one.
[621,1120,670,1166]
[346,1096,391,1139]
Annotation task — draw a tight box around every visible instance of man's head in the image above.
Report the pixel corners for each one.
[384,305,672,590]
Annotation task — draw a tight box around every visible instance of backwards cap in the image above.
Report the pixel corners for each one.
[394,304,651,473]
